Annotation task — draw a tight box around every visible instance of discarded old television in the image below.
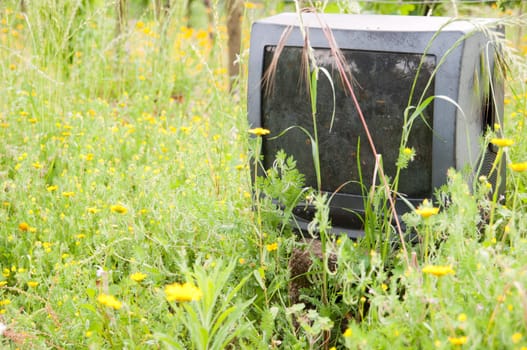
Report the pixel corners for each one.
[247,13,505,238]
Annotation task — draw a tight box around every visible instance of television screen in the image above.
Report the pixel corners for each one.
[262,46,436,198]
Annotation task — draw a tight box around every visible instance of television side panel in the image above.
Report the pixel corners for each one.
[455,27,505,192]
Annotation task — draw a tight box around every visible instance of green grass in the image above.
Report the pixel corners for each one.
[0,0,526,349]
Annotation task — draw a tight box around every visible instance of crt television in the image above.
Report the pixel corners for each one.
[247,13,505,238]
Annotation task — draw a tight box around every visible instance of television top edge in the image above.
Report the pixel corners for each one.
[256,12,501,33]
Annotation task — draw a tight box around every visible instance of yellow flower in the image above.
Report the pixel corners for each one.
[343,328,352,337]
[86,207,98,214]
[97,293,122,310]
[130,272,147,283]
[266,242,278,252]
[244,2,263,9]
[509,162,527,172]
[490,138,514,148]
[238,258,246,265]
[512,332,523,344]
[448,336,467,345]
[46,185,58,192]
[415,199,439,218]
[27,281,39,288]
[110,204,128,214]
[62,191,75,197]
[457,313,467,322]
[403,147,413,155]
[164,282,202,302]
[422,265,455,277]
[18,222,30,231]
[32,161,42,169]
[248,127,270,136]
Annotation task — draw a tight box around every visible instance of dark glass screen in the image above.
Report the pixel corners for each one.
[261,46,435,198]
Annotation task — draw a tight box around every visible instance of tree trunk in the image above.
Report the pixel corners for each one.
[203,0,215,40]
[115,0,127,38]
[154,0,171,19]
[226,0,243,90]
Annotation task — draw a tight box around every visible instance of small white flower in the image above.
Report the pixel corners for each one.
[96,266,105,278]
[0,322,7,336]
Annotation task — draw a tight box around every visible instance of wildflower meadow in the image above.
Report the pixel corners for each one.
[0,0,526,349]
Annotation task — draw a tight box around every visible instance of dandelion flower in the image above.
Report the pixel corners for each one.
[343,328,352,337]
[448,336,467,345]
[512,332,522,344]
[415,199,439,218]
[32,161,42,169]
[97,293,122,310]
[490,138,514,148]
[18,222,30,231]
[164,282,202,302]
[62,191,75,197]
[46,185,58,192]
[266,242,278,252]
[130,272,147,283]
[422,265,455,277]
[248,127,270,136]
[86,207,98,214]
[27,281,39,288]
[110,204,128,214]
[509,162,527,172]
[403,147,413,155]
[244,2,263,9]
